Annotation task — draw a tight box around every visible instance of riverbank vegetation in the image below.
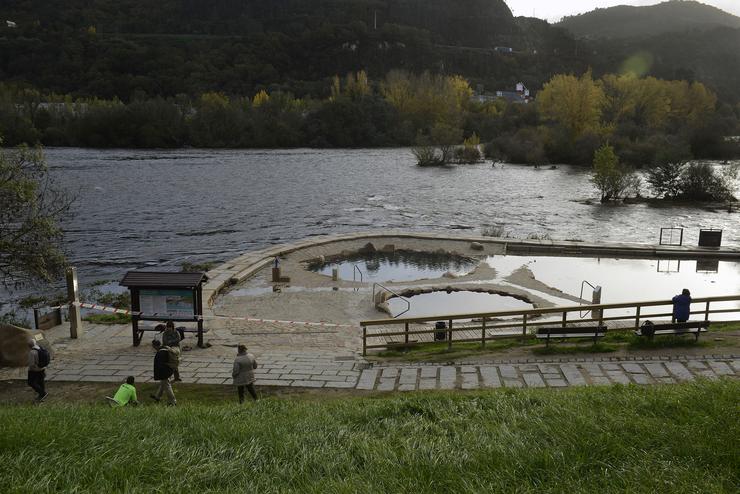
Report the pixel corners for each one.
[2,70,737,168]
[1,379,737,492]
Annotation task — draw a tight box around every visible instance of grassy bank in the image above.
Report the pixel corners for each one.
[1,380,738,493]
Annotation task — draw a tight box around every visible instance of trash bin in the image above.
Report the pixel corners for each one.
[698,229,722,247]
[434,321,447,341]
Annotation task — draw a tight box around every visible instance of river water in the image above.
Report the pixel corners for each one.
[7,147,740,300]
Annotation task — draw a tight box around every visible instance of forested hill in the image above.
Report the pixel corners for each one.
[557,0,740,39]
[0,0,585,100]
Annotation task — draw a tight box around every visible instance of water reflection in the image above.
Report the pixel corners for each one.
[387,291,533,318]
[308,250,478,282]
[485,255,740,302]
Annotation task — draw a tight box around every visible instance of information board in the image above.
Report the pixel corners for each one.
[139,289,194,318]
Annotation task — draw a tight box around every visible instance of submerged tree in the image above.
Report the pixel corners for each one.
[0,142,70,286]
[591,144,639,202]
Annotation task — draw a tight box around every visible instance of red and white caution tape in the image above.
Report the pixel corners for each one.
[206,314,353,328]
[75,302,353,328]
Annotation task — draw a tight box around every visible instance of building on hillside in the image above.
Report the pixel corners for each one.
[472,82,531,104]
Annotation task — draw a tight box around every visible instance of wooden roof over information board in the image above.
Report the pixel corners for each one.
[120,271,206,288]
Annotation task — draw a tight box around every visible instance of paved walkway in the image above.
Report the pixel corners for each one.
[1,353,737,391]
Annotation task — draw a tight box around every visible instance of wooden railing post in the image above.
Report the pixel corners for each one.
[561,311,567,328]
[448,319,453,350]
[705,301,710,321]
[404,322,409,345]
[634,306,641,330]
[362,326,367,356]
[481,317,486,348]
[522,314,528,342]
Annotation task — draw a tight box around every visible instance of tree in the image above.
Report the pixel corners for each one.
[591,144,638,202]
[0,142,70,286]
[646,140,692,199]
[538,71,605,139]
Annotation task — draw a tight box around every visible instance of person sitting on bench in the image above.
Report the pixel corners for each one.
[672,288,692,323]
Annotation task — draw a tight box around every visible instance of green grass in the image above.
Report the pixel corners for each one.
[374,338,536,362]
[82,313,131,324]
[1,380,738,493]
[532,341,618,355]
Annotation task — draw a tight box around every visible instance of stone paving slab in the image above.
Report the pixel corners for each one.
[1,353,737,393]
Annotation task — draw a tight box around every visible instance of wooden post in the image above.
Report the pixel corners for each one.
[522,314,528,342]
[196,287,204,348]
[448,319,453,350]
[404,322,409,345]
[66,267,83,339]
[634,306,641,330]
[704,301,710,321]
[130,288,140,346]
[561,311,567,328]
[481,317,486,348]
[362,326,367,356]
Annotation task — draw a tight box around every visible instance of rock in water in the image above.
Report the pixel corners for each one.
[0,324,53,367]
[359,242,376,254]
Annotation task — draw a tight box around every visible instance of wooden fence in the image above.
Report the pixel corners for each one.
[360,294,740,355]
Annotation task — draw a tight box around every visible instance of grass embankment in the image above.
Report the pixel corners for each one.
[1,380,738,493]
[375,323,740,362]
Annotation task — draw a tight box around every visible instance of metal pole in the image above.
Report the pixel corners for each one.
[66,267,83,338]
[481,317,486,348]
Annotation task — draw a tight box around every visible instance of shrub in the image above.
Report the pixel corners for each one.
[678,162,738,201]
[591,144,639,202]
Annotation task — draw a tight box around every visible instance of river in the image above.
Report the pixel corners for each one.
[6,147,740,301]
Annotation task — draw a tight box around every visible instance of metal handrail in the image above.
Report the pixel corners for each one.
[579,280,597,318]
[372,282,410,318]
[353,264,364,283]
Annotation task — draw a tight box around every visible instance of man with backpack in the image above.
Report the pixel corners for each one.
[150,340,177,406]
[27,339,50,402]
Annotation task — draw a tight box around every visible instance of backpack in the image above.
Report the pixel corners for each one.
[640,320,655,339]
[36,346,51,368]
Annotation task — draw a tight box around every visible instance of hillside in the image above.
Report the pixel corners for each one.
[0,0,585,101]
[557,0,740,39]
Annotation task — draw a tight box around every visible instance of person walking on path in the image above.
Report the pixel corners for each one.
[162,321,182,382]
[27,340,49,402]
[150,340,177,406]
[107,376,139,407]
[672,288,692,323]
[232,344,258,403]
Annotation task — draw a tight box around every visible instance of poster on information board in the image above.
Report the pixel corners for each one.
[139,289,194,318]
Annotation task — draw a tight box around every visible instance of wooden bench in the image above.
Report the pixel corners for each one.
[635,320,710,342]
[134,323,208,346]
[535,326,608,347]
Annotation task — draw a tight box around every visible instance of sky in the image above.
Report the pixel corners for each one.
[504,0,740,22]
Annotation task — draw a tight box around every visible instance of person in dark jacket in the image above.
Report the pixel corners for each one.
[162,321,182,382]
[150,340,176,405]
[27,340,48,402]
[672,288,692,322]
[232,344,258,403]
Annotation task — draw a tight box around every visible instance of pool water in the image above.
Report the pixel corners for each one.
[309,250,478,283]
[485,255,740,303]
[386,291,534,318]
